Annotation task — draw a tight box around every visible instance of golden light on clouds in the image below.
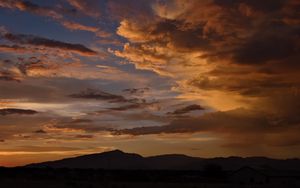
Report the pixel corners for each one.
[0,0,300,166]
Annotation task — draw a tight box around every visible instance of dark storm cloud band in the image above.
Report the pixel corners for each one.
[2,33,97,56]
[69,88,127,102]
[0,108,38,115]
[113,107,300,147]
[69,88,148,104]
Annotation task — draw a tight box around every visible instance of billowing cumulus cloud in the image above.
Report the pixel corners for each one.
[112,0,300,109]
[40,0,300,158]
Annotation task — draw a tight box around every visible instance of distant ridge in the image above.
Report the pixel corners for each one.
[25,150,300,171]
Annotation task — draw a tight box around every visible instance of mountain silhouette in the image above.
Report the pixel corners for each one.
[25,150,300,170]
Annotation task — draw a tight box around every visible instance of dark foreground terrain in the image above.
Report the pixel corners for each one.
[1,167,300,188]
[1,150,300,188]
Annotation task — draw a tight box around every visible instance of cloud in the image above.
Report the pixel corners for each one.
[68,88,148,104]
[110,0,300,113]
[0,0,62,19]
[0,1,108,38]
[60,20,111,38]
[168,104,204,115]
[15,56,59,76]
[107,100,158,111]
[67,0,101,18]
[69,88,128,103]
[123,87,150,95]
[75,134,94,139]
[0,44,28,53]
[107,0,154,21]
[0,71,21,82]
[0,145,82,152]
[108,104,145,111]
[113,91,300,147]
[45,118,112,133]
[34,129,47,134]
[113,107,300,147]
[232,24,299,65]
[2,32,97,56]
[115,108,269,135]
[188,72,297,97]
[0,108,38,116]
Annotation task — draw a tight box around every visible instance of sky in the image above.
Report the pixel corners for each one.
[0,0,299,167]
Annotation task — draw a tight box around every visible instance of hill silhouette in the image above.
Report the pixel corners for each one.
[25,150,300,171]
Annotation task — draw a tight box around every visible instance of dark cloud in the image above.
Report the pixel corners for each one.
[12,56,61,77]
[0,59,23,82]
[67,0,101,18]
[51,118,112,133]
[0,55,63,83]
[69,88,127,103]
[75,134,94,139]
[112,92,300,147]
[113,108,271,135]
[114,0,300,89]
[0,0,51,14]
[0,108,38,116]
[113,107,300,147]
[0,71,21,82]
[189,74,297,97]
[0,112,57,140]
[2,32,97,56]
[16,57,43,75]
[107,0,154,21]
[107,100,157,111]
[70,119,93,124]
[233,24,299,64]
[214,0,286,12]
[108,103,144,111]
[34,129,47,134]
[153,19,210,52]
[123,87,150,95]
[0,0,76,19]
[15,0,60,18]
[168,104,204,115]
[69,88,145,103]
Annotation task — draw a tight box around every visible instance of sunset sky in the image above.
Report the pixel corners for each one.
[0,0,299,167]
